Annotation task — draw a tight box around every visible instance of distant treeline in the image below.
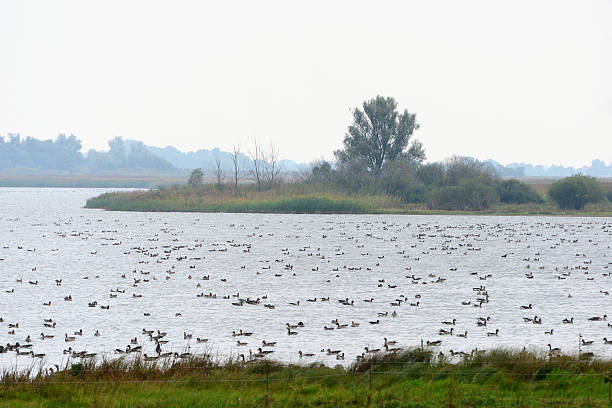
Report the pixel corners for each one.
[485,158,612,178]
[0,134,307,175]
[0,134,175,174]
[1,132,610,177]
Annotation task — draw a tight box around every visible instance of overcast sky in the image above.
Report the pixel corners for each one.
[1,0,610,166]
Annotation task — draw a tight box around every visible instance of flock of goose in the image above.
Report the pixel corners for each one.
[0,189,611,372]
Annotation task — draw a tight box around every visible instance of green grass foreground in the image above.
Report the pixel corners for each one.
[85,184,612,216]
[2,348,612,407]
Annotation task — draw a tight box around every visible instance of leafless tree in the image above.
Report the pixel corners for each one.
[263,142,282,187]
[249,139,264,191]
[215,157,225,190]
[230,143,241,190]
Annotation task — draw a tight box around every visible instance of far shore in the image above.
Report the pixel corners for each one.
[84,187,612,217]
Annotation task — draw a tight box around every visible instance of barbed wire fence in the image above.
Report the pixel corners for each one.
[2,351,612,407]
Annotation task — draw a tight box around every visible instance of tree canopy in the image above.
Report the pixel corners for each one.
[548,175,604,210]
[334,96,424,177]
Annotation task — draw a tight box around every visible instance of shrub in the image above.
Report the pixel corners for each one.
[607,190,612,202]
[427,179,499,210]
[496,179,543,204]
[417,163,445,187]
[381,158,418,198]
[548,175,604,210]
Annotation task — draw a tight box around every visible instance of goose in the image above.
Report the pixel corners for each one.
[603,338,612,345]
[588,315,607,321]
[442,319,456,326]
[126,345,142,353]
[74,329,83,336]
[562,317,574,324]
[287,328,297,335]
[336,352,345,360]
[545,329,553,335]
[384,337,397,346]
[410,301,420,307]
[438,328,453,336]
[487,329,499,337]
[426,340,442,346]
[65,333,76,342]
[240,330,253,336]
[457,331,468,338]
[262,340,277,347]
[581,339,594,345]
[369,320,380,325]
[384,344,400,353]
[298,351,314,358]
[196,338,208,343]
[547,344,561,353]
[143,354,158,361]
[351,321,360,327]
[257,347,274,355]
[288,301,300,306]
[40,333,54,340]
[236,340,248,346]
[183,332,192,340]
[520,304,533,309]
[43,322,56,328]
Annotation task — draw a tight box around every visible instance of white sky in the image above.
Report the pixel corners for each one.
[1,0,611,166]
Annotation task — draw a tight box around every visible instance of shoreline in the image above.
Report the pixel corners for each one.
[85,191,612,217]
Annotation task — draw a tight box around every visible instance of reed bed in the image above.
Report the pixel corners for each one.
[85,183,612,216]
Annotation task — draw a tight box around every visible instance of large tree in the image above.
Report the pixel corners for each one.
[335,96,424,177]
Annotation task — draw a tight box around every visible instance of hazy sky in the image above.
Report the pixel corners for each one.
[1,1,611,166]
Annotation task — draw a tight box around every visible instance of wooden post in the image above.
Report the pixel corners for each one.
[266,360,269,393]
[449,372,454,408]
[369,355,372,391]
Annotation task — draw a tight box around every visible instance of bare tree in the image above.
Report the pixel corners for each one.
[249,139,264,191]
[230,143,241,190]
[215,157,225,190]
[263,142,282,187]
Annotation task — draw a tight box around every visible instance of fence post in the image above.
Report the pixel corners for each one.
[369,355,372,391]
[449,372,454,408]
[266,360,269,393]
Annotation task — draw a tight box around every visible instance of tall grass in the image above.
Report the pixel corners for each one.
[2,348,612,407]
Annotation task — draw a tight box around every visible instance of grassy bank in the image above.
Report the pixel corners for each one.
[85,184,612,216]
[2,348,612,407]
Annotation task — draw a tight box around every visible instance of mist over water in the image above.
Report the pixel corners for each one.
[0,188,611,371]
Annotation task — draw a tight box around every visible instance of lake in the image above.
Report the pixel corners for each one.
[0,188,611,370]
